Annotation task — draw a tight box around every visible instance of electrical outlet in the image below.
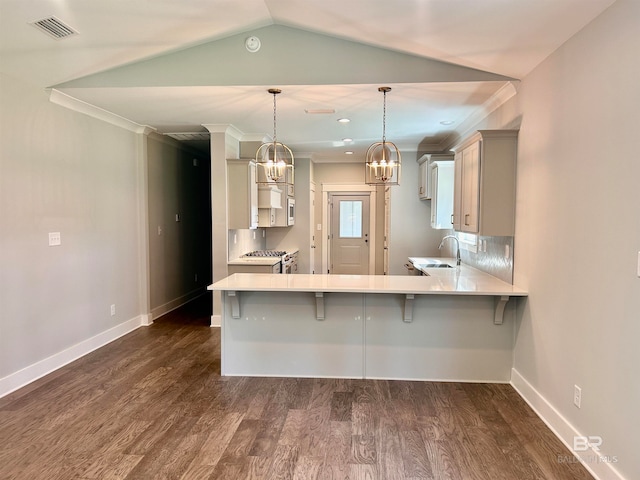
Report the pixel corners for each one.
[157,226,162,236]
[48,232,61,246]
[505,244,510,259]
[253,231,256,239]
[175,213,180,222]
[574,385,582,408]
[110,304,116,316]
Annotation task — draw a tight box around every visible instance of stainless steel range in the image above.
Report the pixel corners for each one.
[243,250,287,257]
[242,250,299,274]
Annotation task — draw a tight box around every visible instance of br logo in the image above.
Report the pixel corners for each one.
[573,436,603,452]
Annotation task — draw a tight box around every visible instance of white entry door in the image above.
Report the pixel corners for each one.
[329,194,370,274]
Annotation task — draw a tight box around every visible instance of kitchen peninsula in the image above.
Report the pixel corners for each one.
[208,262,527,382]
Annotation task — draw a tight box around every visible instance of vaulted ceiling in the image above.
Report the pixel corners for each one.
[0,0,616,159]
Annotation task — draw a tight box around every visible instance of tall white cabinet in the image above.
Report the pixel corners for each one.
[452,130,518,236]
[430,161,455,229]
[227,159,259,230]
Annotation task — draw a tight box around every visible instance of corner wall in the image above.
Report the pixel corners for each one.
[473,1,639,478]
[0,74,145,394]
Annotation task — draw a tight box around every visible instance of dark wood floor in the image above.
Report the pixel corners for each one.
[0,294,592,480]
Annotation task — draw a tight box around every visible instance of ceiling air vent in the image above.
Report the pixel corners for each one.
[30,16,78,40]
[165,133,210,142]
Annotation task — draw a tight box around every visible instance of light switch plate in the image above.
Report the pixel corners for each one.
[48,232,61,246]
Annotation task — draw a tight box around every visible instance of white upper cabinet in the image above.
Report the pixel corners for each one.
[418,155,430,199]
[227,159,259,230]
[430,161,455,229]
[452,130,518,236]
[417,153,454,200]
[258,186,283,209]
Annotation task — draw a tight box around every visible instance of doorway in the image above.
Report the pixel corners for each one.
[321,184,377,275]
[329,193,370,274]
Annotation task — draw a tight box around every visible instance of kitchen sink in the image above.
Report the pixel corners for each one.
[422,263,454,268]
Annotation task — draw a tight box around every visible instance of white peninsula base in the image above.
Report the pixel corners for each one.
[209,270,527,383]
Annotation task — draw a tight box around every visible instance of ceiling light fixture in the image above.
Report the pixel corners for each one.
[255,88,294,187]
[440,120,455,126]
[345,151,354,155]
[365,87,401,186]
[342,138,353,143]
[337,118,350,123]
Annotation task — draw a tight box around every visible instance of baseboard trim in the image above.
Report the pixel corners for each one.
[0,315,145,399]
[511,368,625,480]
[210,314,221,327]
[150,289,204,320]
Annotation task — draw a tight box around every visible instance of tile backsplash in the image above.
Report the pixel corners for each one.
[442,231,514,284]
[228,229,266,260]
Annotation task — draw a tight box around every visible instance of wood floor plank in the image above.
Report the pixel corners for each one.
[293,455,324,480]
[399,429,434,479]
[0,298,595,480]
[350,434,377,465]
[329,391,353,421]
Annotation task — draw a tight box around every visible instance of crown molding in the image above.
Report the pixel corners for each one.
[441,81,519,150]
[202,124,244,141]
[48,89,155,134]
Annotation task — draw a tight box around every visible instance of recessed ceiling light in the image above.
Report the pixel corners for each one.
[342,138,353,142]
[440,120,455,126]
[337,118,350,123]
[345,151,354,155]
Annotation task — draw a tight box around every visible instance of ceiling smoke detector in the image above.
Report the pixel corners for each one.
[30,16,78,40]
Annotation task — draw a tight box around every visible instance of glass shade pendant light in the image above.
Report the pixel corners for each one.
[365,86,401,186]
[255,88,294,187]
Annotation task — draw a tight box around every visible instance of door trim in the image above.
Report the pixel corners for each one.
[321,184,377,274]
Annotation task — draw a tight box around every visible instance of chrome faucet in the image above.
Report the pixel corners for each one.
[439,235,461,266]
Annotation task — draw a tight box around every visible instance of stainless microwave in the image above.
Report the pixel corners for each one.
[287,197,295,226]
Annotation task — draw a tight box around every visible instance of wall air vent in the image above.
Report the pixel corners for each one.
[30,16,78,40]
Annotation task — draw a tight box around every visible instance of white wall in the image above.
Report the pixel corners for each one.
[388,153,449,275]
[474,1,639,478]
[0,74,144,391]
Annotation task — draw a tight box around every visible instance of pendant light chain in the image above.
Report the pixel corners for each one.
[255,88,294,185]
[272,90,277,145]
[365,86,401,186]
[382,88,387,143]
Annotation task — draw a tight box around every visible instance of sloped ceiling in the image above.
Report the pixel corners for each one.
[0,0,616,159]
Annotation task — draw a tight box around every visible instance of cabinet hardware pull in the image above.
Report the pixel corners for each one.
[465,214,470,226]
[451,214,454,224]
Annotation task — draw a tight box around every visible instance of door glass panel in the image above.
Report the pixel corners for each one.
[339,200,362,238]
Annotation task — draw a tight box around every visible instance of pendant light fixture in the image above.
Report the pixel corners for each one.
[255,88,294,187]
[365,86,401,186]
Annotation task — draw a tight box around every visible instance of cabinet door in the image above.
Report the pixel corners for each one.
[228,160,259,230]
[431,162,455,229]
[452,152,463,230]
[418,160,429,199]
[461,141,480,233]
[248,162,259,229]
